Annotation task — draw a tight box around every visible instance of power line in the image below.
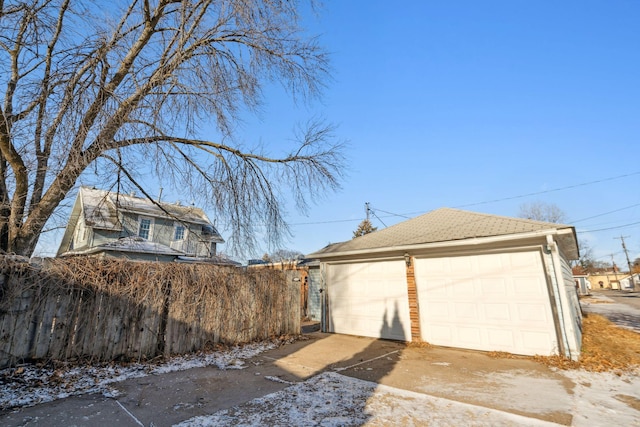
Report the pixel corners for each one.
[370,209,388,228]
[582,220,640,233]
[572,203,640,223]
[290,218,361,226]
[287,170,640,227]
[454,170,640,209]
[369,206,411,219]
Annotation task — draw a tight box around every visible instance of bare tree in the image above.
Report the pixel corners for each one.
[517,201,567,224]
[573,237,595,270]
[269,248,304,262]
[0,0,344,256]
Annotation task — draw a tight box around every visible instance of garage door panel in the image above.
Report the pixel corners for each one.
[477,255,503,273]
[454,302,477,318]
[513,277,546,296]
[452,280,474,294]
[327,260,410,341]
[415,251,557,356]
[458,327,482,346]
[487,329,515,347]
[421,277,450,295]
[425,301,450,317]
[517,303,550,322]
[510,252,541,268]
[520,331,555,353]
[429,324,453,342]
[451,256,474,271]
[485,303,511,320]
[480,278,507,294]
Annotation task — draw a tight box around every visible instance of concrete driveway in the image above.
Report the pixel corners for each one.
[2,330,638,426]
[2,297,640,426]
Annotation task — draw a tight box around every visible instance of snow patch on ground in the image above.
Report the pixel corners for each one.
[564,368,640,427]
[0,340,280,411]
[175,371,561,427]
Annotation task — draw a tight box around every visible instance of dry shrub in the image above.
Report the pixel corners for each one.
[534,313,640,372]
[407,340,433,349]
[532,354,580,370]
[487,351,523,360]
[0,256,298,367]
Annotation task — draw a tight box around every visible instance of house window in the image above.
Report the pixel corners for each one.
[174,225,185,241]
[138,217,152,239]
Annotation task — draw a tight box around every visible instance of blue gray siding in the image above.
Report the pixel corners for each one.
[307,267,322,321]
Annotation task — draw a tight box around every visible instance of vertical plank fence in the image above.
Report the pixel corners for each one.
[0,256,299,368]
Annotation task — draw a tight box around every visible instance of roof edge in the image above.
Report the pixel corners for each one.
[309,227,576,259]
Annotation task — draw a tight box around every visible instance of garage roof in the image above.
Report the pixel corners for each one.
[309,207,577,257]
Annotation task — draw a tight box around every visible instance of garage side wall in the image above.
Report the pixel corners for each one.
[554,247,583,359]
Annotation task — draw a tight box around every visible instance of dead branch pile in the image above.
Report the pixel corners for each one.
[0,256,299,368]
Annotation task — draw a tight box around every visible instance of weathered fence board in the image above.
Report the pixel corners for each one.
[33,287,58,359]
[48,289,75,361]
[0,257,299,368]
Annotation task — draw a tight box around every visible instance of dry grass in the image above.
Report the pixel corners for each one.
[406,340,433,349]
[535,313,640,372]
[487,351,522,359]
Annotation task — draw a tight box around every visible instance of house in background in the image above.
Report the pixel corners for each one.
[620,273,640,291]
[57,186,225,262]
[588,271,623,290]
[573,274,591,295]
[308,207,582,360]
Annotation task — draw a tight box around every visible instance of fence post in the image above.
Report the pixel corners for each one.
[156,279,172,356]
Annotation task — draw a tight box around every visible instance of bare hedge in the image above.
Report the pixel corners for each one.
[0,256,299,368]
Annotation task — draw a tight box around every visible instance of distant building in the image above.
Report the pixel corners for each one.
[57,186,225,262]
[588,271,624,290]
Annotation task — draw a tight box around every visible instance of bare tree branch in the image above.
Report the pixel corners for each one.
[0,0,344,256]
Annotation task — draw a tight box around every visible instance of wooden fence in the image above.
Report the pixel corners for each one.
[0,257,300,368]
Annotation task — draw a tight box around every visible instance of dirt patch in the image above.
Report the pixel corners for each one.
[615,394,640,411]
[579,297,612,304]
[535,313,640,372]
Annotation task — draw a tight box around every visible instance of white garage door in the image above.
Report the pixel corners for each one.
[327,260,411,341]
[415,251,558,356]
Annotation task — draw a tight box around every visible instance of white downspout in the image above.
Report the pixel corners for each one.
[545,235,573,359]
[320,263,327,333]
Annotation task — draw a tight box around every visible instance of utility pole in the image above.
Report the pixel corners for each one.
[615,235,634,275]
[365,202,371,221]
[615,235,636,289]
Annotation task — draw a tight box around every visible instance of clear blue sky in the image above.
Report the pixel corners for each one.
[35,1,640,268]
[238,1,640,267]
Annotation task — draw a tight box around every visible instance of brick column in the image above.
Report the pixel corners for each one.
[405,256,422,341]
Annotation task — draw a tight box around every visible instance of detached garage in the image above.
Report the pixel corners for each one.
[308,208,582,360]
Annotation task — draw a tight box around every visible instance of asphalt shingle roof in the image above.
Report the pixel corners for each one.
[310,207,574,256]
